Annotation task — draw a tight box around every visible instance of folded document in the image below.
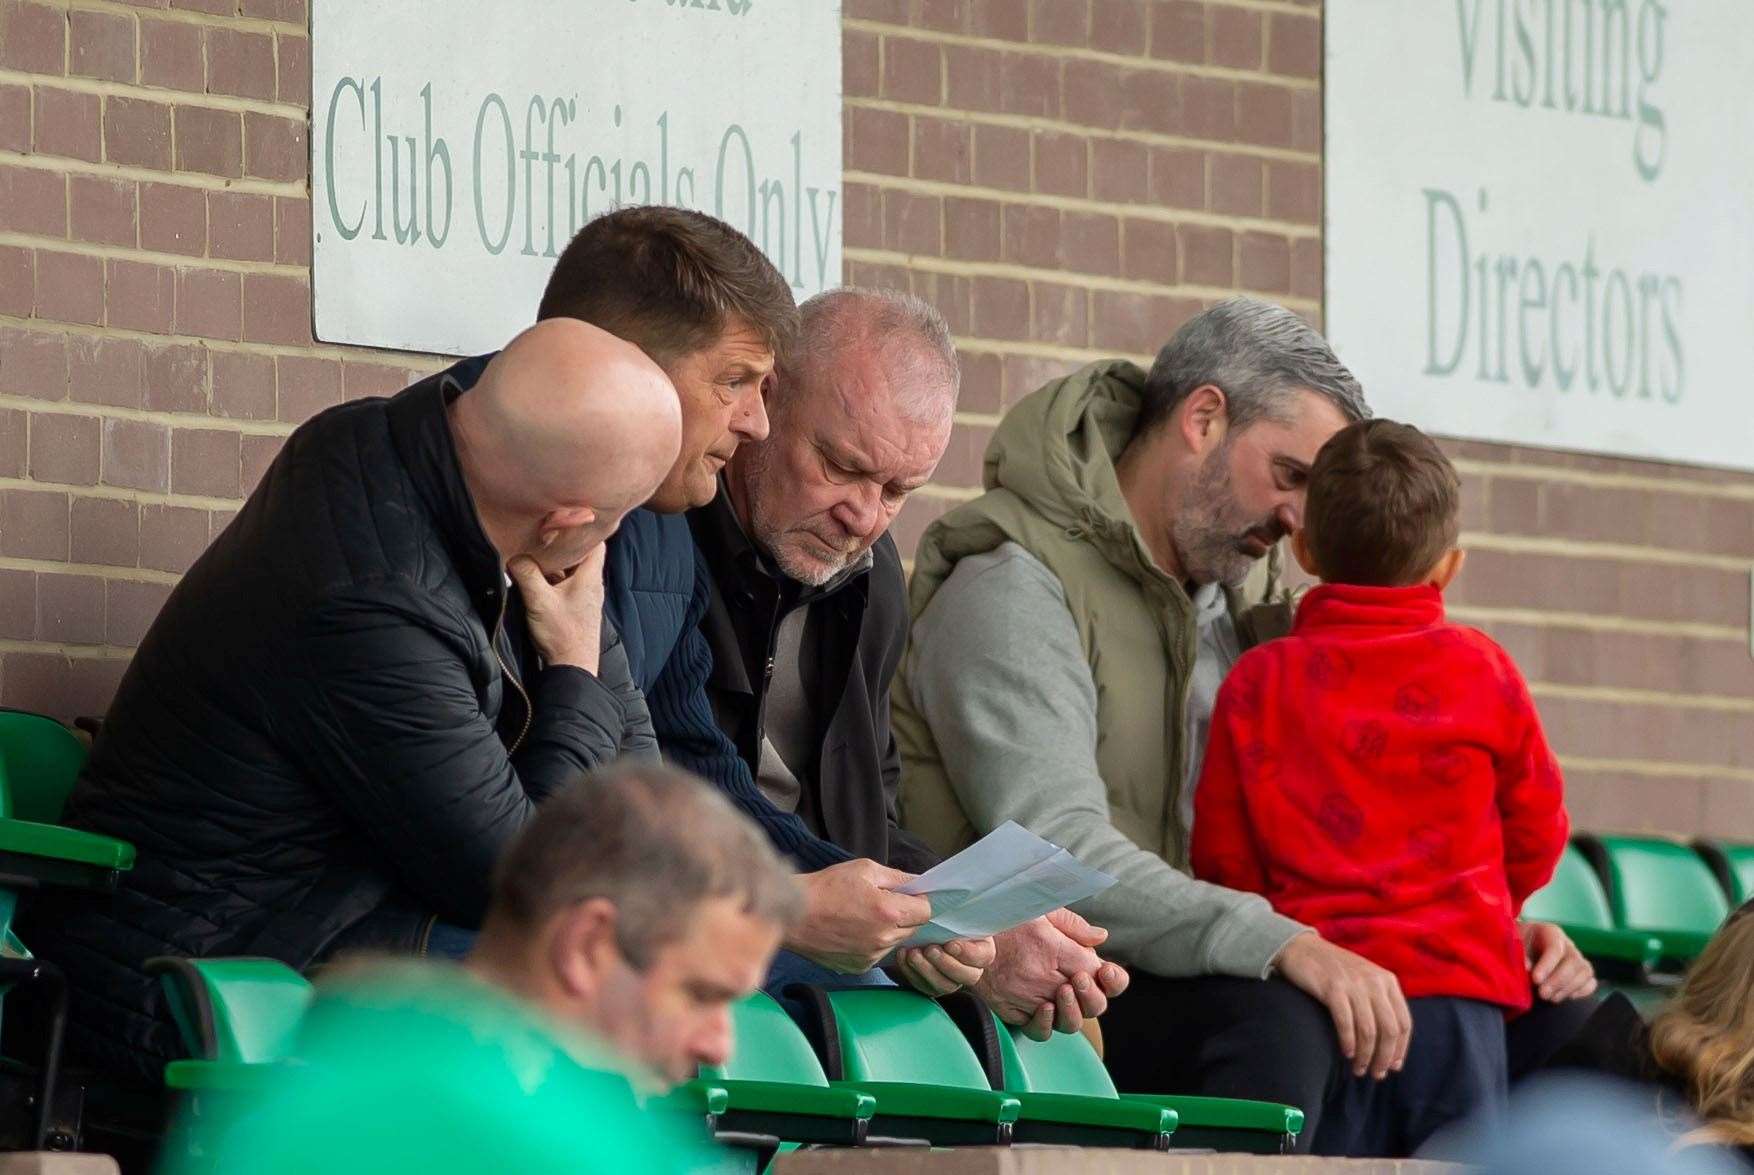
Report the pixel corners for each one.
[894,821,1116,946]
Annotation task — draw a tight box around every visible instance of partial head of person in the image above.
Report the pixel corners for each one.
[1648,898,1754,1150]
[449,318,681,578]
[538,206,798,513]
[1292,418,1466,591]
[729,287,960,586]
[1118,296,1369,587]
[469,764,804,1087]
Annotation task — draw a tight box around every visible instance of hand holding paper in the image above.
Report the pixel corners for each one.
[894,821,1116,947]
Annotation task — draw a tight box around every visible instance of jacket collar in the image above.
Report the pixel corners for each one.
[691,480,874,610]
[384,353,503,606]
[1293,582,1447,635]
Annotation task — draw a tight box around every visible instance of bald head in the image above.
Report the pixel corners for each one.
[450,319,681,574]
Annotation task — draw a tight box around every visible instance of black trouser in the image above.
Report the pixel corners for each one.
[1100,972,1599,1156]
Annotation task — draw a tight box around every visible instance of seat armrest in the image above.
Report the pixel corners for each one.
[0,819,134,870]
[164,1059,278,1093]
[1122,1093,1304,1137]
[1560,924,1664,970]
[830,1080,1020,1124]
[708,1079,874,1120]
[1010,1090,1175,1134]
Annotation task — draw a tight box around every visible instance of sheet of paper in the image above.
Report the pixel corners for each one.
[895,821,1115,946]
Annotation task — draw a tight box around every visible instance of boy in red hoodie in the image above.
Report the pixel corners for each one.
[1191,419,1569,1157]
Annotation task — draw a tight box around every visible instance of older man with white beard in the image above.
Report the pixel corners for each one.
[665,287,1131,1038]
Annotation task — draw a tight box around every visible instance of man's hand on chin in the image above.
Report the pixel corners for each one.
[974,909,1130,1041]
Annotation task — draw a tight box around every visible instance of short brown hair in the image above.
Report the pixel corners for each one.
[537,206,798,369]
[487,764,803,969]
[1304,419,1460,587]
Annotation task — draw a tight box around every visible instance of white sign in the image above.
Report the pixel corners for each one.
[310,0,843,357]
[1324,0,1754,472]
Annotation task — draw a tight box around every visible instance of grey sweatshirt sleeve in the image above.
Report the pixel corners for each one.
[907,543,1308,979]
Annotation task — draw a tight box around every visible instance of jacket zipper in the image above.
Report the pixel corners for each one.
[415,912,437,959]
[491,584,533,756]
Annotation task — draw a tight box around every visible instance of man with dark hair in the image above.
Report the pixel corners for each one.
[896,297,1600,1147]
[26,320,684,1084]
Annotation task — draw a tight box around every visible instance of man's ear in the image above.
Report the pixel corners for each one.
[548,897,622,1001]
[1176,384,1229,457]
[536,505,597,548]
[1290,527,1322,579]
[1427,547,1466,591]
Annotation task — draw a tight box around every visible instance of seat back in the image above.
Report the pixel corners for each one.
[1522,843,1615,929]
[1719,845,1754,904]
[815,988,993,1090]
[0,710,88,825]
[1595,836,1730,936]
[991,1015,1119,1098]
[701,991,831,1087]
[149,957,314,1064]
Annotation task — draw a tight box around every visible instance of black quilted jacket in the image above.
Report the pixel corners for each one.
[20,357,645,1085]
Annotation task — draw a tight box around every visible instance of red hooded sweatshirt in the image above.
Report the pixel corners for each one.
[1191,583,1568,1012]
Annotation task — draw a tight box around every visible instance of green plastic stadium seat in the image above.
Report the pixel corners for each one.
[146,956,314,1091]
[1694,840,1754,905]
[987,1014,1303,1154]
[1581,835,1731,965]
[1522,843,1664,978]
[795,986,1175,1150]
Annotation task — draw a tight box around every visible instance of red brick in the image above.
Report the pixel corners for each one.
[243,112,305,182]
[208,191,274,261]
[0,164,65,236]
[1091,289,1198,354]
[0,569,34,639]
[1210,153,1264,217]
[1062,58,1122,129]
[175,105,243,177]
[1178,224,1233,286]
[140,17,202,90]
[106,579,172,645]
[915,0,963,33]
[843,29,879,100]
[845,106,908,176]
[34,252,104,326]
[1290,237,1322,300]
[274,196,311,265]
[999,51,1059,118]
[1292,88,1321,152]
[33,86,101,162]
[910,271,973,336]
[104,95,173,169]
[241,0,305,21]
[139,502,209,572]
[27,411,99,485]
[67,336,144,409]
[972,124,1030,191]
[0,327,68,399]
[0,488,69,560]
[1061,211,1121,275]
[1267,160,1321,224]
[171,427,241,497]
[139,180,206,255]
[1180,75,1236,140]
[0,651,127,723]
[275,32,309,106]
[1238,231,1291,293]
[944,45,1001,113]
[1210,7,1262,68]
[969,276,1030,341]
[241,432,281,492]
[1001,353,1076,407]
[1122,218,1177,282]
[1002,204,1060,269]
[341,361,410,401]
[844,0,906,19]
[174,267,241,341]
[1090,0,1148,54]
[0,83,30,152]
[275,354,341,424]
[68,176,136,246]
[969,0,1028,40]
[36,572,105,644]
[883,36,942,105]
[241,273,310,345]
[1031,282,1088,348]
[842,182,881,250]
[913,117,972,184]
[881,191,941,257]
[1031,0,1088,45]
[206,27,276,100]
[210,350,275,419]
[1091,139,1152,204]
[1032,131,1087,198]
[101,418,168,492]
[0,246,32,317]
[107,259,176,334]
[889,494,949,562]
[944,197,1001,262]
[957,350,1002,415]
[0,2,66,74]
[69,9,135,82]
[143,340,208,413]
[1149,0,1205,62]
[1268,13,1321,78]
[1120,68,1181,135]
[1236,81,1295,149]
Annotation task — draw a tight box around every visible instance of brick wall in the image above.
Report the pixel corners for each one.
[1,0,1749,839]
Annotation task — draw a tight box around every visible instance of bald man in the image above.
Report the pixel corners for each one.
[21,319,683,1087]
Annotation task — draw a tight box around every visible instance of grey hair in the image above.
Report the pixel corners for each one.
[780,287,961,428]
[486,763,804,969]
[1138,296,1369,437]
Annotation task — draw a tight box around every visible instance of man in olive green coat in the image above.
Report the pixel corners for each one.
[894,297,1601,1151]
